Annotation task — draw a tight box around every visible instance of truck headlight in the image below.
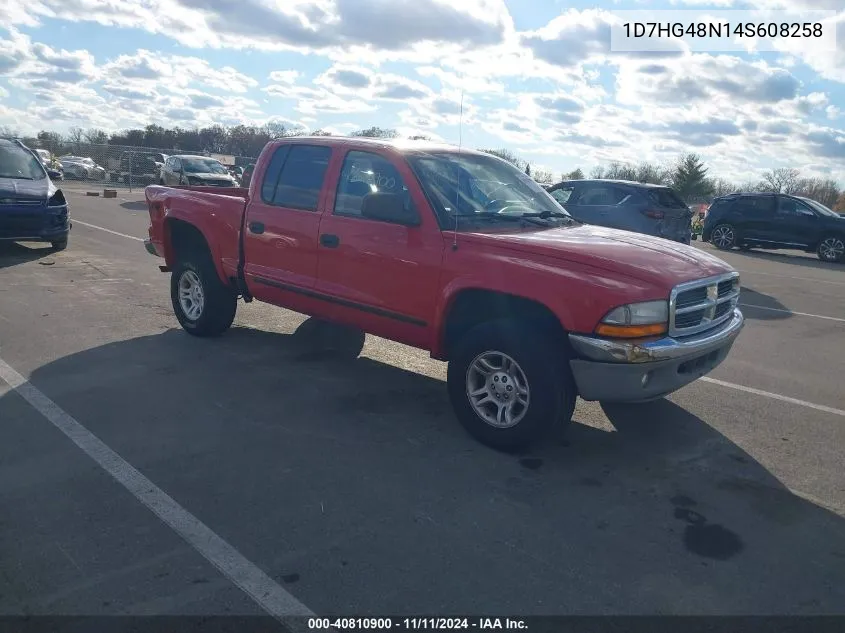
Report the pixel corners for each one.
[595,300,668,338]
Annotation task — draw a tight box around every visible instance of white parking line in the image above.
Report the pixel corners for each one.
[73,219,143,242]
[0,357,315,628]
[701,376,845,418]
[739,303,845,323]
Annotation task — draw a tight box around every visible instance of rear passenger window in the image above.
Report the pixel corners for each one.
[734,196,773,216]
[334,150,411,217]
[265,145,331,211]
[260,145,291,203]
[647,187,687,209]
[576,186,626,206]
[550,186,574,205]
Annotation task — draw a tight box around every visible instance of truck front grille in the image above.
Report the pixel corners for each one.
[669,272,740,337]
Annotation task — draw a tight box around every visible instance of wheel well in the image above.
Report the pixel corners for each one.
[815,231,845,249]
[166,218,211,264]
[442,289,568,359]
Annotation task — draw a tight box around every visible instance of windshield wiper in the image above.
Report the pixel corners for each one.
[452,212,550,227]
[516,210,576,224]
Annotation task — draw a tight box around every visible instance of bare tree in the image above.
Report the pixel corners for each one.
[351,126,399,138]
[761,167,801,193]
[0,125,20,138]
[590,165,606,179]
[480,148,526,170]
[83,128,109,144]
[532,168,555,185]
[564,168,584,180]
[708,177,741,197]
[793,177,840,208]
[67,126,84,148]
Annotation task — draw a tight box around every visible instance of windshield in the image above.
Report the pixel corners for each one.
[408,152,570,228]
[182,158,228,174]
[0,145,47,180]
[799,197,840,218]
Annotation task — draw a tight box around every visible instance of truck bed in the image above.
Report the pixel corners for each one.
[144,185,249,285]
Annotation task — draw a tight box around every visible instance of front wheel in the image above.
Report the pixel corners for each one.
[51,237,68,251]
[817,235,845,263]
[447,320,576,452]
[710,224,737,250]
[170,259,237,336]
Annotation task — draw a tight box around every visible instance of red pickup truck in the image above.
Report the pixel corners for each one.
[144,137,744,451]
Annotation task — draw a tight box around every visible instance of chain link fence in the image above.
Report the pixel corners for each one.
[8,138,258,192]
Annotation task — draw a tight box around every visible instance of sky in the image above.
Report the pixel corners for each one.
[0,0,843,184]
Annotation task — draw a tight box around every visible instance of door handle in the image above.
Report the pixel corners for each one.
[320,234,340,248]
[248,222,265,234]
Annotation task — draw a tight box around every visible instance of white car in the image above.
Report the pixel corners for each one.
[59,155,107,180]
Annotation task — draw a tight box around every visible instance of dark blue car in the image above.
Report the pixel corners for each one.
[0,139,71,250]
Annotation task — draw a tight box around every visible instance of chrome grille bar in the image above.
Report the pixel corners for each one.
[669,272,740,337]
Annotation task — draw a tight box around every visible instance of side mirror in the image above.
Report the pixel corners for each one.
[361,192,419,226]
[47,169,62,179]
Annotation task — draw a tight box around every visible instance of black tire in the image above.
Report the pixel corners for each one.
[710,223,737,250]
[447,319,576,452]
[817,235,845,263]
[51,237,68,251]
[170,257,237,337]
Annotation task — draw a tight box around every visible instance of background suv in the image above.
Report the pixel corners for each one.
[546,179,693,244]
[702,192,845,263]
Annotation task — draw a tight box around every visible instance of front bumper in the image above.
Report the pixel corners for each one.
[0,206,71,242]
[568,309,744,402]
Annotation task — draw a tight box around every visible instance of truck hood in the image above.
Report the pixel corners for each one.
[190,172,234,181]
[465,224,734,288]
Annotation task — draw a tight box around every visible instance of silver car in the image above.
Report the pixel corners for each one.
[59,156,107,180]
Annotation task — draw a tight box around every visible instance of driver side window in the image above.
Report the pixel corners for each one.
[778,197,813,216]
[334,150,412,217]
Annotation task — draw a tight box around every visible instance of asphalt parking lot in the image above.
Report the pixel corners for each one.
[1,189,844,619]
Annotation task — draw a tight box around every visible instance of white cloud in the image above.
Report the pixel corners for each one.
[615,55,800,107]
[100,50,258,93]
[11,0,512,55]
[268,70,300,84]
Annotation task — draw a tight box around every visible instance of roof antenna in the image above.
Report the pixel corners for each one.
[452,86,464,251]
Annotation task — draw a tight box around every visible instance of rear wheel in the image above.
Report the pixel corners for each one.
[710,224,736,250]
[447,319,575,452]
[50,237,68,251]
[817,235,845,263]
[170,258,237,336]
